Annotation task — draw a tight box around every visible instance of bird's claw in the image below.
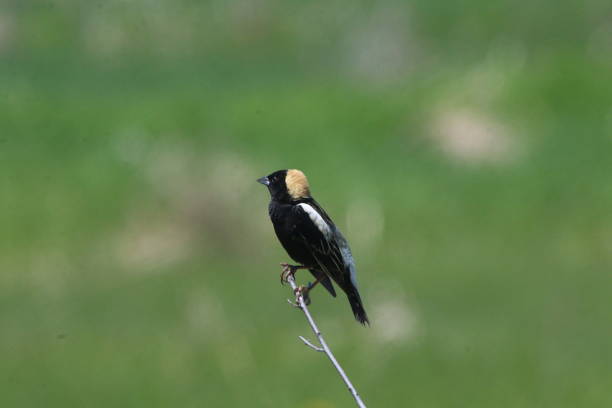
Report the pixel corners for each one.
[294,285,311,306]
[280,263,303,285]
[279,264,311,305]
[280,263,292,284]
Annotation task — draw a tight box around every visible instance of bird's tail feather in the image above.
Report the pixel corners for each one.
[347,289,369,326]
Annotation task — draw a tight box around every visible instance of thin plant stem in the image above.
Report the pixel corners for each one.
[285,271,367,408]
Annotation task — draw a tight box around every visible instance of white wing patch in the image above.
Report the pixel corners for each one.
[298,203,332,239]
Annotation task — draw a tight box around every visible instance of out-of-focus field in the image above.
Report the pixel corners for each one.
[1,1,611,407]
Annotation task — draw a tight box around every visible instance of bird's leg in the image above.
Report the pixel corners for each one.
[280,263,308,285]
[307,279,321,291]
[294,278,321,306]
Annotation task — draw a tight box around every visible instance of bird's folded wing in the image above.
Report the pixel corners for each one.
[308,268,337,297]
[292,202,348,288]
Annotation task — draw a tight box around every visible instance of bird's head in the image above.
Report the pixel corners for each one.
[257,169,311,202]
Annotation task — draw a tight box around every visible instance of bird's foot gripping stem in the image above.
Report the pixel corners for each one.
[294,285,312,306]
[294,277,322,305]
[280,263,307,285]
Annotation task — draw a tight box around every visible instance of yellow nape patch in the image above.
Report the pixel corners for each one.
[285,169,311,199]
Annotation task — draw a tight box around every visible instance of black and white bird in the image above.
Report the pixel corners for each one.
[258,169,369,325]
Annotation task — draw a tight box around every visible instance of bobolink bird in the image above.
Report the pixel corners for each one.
[258,169,369,325]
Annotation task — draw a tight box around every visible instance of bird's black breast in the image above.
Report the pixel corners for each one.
[268,200,322,267]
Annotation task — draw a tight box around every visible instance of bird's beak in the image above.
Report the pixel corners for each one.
[257,176,270,186]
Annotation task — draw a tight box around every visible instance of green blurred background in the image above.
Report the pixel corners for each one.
[2,0,612,407]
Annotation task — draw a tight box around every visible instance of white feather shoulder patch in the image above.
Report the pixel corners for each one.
[298,203,332,239]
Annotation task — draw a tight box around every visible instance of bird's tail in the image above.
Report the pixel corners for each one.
[347,288,369,326]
